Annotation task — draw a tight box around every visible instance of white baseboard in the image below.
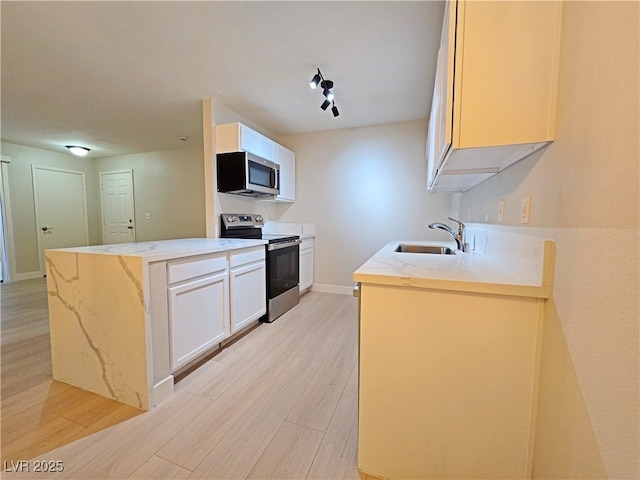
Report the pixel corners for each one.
[310,283,354,296]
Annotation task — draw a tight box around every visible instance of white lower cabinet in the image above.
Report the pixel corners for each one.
[299,238,314,293]
[167,254,229,371]
[162,247,267,373]
[230,246,266,332]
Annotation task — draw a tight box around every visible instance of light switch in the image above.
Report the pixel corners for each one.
[497,200,505,223]
[520,195,531,224]
[145,212,151,220]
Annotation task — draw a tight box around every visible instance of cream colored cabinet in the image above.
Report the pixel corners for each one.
[358,282,544,479]
[216,122,276,161]
[274,144,295,202]
[299,237,314,293]
[167,254,230,371]
[229,246,266,332]
[427,0,563,192]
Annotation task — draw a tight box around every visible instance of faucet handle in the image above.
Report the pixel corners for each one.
[447,217,465,232]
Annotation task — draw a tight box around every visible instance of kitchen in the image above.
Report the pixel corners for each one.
[1,1,638,480]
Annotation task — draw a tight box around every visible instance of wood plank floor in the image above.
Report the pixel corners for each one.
[1,278,372,479]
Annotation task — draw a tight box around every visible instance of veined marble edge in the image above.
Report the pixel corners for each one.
[354,273,550,299]
[47,238,268,263]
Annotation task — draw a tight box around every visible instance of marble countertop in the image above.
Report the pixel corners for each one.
[353,239,552,298]
[47,238,267,263]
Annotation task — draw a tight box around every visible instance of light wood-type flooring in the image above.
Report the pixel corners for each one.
[1,278,372,479]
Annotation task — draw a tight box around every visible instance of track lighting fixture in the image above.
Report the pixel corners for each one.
[66,145,90,157]
[310,67,339,117]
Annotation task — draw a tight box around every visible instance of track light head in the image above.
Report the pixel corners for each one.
[322,87,334,102]
[309,70,321,89]
[332,102,339,117]
[320,99,331,111]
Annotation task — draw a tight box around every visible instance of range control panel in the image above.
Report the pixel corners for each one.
[220,213,264,229]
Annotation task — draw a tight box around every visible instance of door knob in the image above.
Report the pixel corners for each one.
[127,226,134,230]
[41,226,50,232]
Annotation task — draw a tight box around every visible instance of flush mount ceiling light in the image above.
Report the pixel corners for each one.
[66,146,90,157]
[309,67,339,117]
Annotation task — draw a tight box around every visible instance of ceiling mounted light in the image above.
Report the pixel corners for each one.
[309,67,340,118]
[309,69,322,89]
[66,146,90,157]
[320,80,334,101]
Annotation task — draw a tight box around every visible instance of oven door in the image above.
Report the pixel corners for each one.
[266,241,300,300]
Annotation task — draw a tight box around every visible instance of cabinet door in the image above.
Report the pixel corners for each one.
[239,124,262,157]
[426,90,438,188]
[168,271,229,371]
[275,145,295,202]
[260,137,276,162]
[299,239,314,293]
[230,261,266,332]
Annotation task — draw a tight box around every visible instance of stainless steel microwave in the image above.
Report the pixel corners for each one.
[217,151,280,197]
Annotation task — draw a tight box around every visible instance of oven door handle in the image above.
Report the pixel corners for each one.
[267,239,301,251]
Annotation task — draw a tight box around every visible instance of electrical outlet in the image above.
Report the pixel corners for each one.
[145,212,151,220]
[497,200,505,223]
[520,194,531,224]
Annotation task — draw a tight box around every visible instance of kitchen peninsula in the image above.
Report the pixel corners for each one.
[45,238,267,411]
[354,225,555,479]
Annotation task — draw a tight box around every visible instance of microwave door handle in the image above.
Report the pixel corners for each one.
[275,168,280,191]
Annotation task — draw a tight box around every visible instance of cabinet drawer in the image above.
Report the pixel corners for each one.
[167,254,228,284]
[230,246,265,268]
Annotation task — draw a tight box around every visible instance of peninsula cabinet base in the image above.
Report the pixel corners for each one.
[358,283,544,480]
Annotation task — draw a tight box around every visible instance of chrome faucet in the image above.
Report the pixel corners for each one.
[429,217,468,252]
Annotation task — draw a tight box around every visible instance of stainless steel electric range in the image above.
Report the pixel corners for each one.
[220,213,301,322]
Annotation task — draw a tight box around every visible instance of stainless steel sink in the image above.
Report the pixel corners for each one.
[394,244,456,255]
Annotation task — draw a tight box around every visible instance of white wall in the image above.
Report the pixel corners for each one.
[0,142,101,278]
[95,146,206,242]
[277,119,454,289]
[458,2,639,478]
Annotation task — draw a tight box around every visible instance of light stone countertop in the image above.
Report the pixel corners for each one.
[353,238,554,299]
[47,237,268,263]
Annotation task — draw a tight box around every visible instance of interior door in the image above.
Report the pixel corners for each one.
[32,166,89,274]
[100,170,135,244]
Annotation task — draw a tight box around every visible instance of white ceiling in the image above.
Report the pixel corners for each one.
[1,1,445,158]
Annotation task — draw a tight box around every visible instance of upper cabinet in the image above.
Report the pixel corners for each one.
[216,122,276,161]
[427,1,563,193]
[274,144,295,202]
[216,122,295,202]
